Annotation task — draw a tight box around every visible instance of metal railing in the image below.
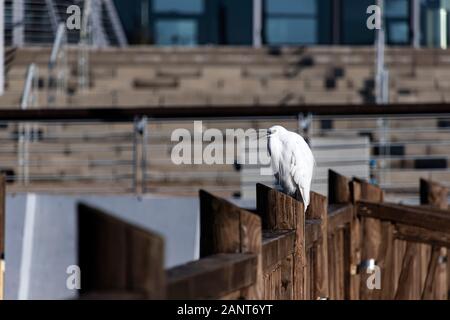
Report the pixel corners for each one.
[0,104,450,198]
[3,0,127,47]
[78,0,92,91]
[18,63,39,185]
[47,22,67,106]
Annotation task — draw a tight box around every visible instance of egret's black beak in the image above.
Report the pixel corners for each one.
[251,129,271,141]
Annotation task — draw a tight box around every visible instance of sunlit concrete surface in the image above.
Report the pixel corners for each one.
[5,194,199,299]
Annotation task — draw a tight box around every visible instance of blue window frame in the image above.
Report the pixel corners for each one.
[385,0,411,45]
[151,0,205,45]
[153,0,204,14]
[264,0,319,45]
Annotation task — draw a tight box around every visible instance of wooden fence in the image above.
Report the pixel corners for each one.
[0,176,5,300]
[76,169,450,300]
[57,171,450,299]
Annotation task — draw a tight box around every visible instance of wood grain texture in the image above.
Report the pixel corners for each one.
[240,210,263,299]
[394,223,450,247]
[421,246,441,300]
[0,175,4,257]
[306,192,329,299]
[256,184,305,300]
[328,170,351,204]
[305,221,321,249]
[374,222,396,300]
[0,176,4,301]
[358,201,450,234]
[280,255,294,299]
[78,203,165,299]
[200,190,241,257]
[395,242,419,300]
[357,179,383,300]
[420,179,448,300]
[327,172,359,300]
[167,254,257,300]
[200,190,262,299]
[328,204,353,233]
[420,179,448,210]
[348,180,362,300]
[262,230,295,273]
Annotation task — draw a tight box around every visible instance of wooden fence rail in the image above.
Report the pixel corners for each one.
[0,176,5,300]
[73,170,450,300]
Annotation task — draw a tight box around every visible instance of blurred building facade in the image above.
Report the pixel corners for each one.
[114,0,450,48]
[1,0,450,48]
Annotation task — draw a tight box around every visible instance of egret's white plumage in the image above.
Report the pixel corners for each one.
[267,125,315,211]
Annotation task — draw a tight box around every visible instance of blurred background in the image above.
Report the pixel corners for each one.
[1,0,450,201]
[1,0,450,299]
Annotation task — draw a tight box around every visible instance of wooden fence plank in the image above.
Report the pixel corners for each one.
[305,221,321,249]
[328,170,351,204]
[374,222,396,299]
[357,201,450,234]
[200,191,241,256]
[357,179,384,300]
[328,232,336,299]
[262,230,295,273]
[342,224,352,299]
[395,242,419,300]
[328,171,360,300]
[420,179,448,210]
[78,203,165,299]
[328,171,356,300]
[0,176,4,301]
[348,180,362,300]
[420,179,448,300]
[200,190,263,299]
[395,224,450,248]
[256,183,305,300]
[335,230,345,299]
[240,210,263,299]
[167,253,257,300]
[328,204,353,233]
[306,192,329,299]
[280,255,294,299]
[421,246,441,300]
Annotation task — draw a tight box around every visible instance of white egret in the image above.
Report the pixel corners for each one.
[267,125,315,211]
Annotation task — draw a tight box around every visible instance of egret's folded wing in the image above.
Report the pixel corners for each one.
[289,139,314,205]
[291,140,314,183]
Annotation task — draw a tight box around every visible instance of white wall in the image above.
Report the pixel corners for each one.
[5,194,199,300]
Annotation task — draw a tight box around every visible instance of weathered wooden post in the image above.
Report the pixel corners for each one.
[420,179,448,300]
[306,192,329,299]
[256,183,305,300]
[200,190,262,299]
[354,178,389,300]
[0,175,5,300]
[329,170,357,300]
[420,179,448,210]
[78,204,165,299]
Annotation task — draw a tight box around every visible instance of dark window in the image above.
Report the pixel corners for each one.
[151,0,205,45]
[385,0,411,45]
[153,0,204,14]
[421,0,449,47]
[341,0,375,45]
[264,0,319,45]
